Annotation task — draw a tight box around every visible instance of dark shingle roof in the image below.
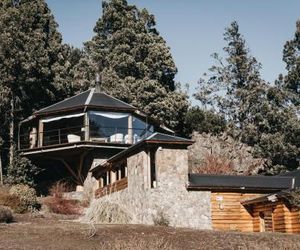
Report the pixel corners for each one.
[35,88,136,115]
[188,174,294,192]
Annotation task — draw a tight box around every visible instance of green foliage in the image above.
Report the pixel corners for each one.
[0,0,67,172]
[6,152,41,187]
[184,107,226,136]
[73,0,188,131]
[195,21,300,174]
[280,20,300,108]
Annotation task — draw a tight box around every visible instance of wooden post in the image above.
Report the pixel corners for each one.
[128,115,133,144]
[125,165,128,177]
[118,169,122,180]
[106,171,110,185]
[38,120,44,147]
[110,170,116,183]
[84,112,90,141]
[99,177,104,188]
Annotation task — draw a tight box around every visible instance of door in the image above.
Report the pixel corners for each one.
[259,210,273,232]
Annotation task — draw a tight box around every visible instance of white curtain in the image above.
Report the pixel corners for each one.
[89,111,129,119]
[41,113,85,123]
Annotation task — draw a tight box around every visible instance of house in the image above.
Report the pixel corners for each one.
[18,88,300,233]
[18,88,172,192]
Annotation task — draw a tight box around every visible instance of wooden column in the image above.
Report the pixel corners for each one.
[118,169,122,180]
[99,177,104,188]
[125,165,128,177]
[38,120,44,147]
[84,112,90,141]
[106,171,110,185]
[128,115,133,144]
[110,170,117,183]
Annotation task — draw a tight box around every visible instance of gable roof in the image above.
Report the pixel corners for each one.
[90,132,194,173]
[35,88,136,115]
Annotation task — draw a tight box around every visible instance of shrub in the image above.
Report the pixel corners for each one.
[49,181,70,198]
[9,184,39,213]
[0,206,13,223]
[6,151,41,187]
[193,153,237,175]
[153,211,170,227]
[43,197,82,215]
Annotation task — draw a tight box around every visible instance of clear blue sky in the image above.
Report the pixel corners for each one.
[47,0,300,103]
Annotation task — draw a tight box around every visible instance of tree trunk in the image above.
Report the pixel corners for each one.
[0,152,3,185]
[9,95,14,166]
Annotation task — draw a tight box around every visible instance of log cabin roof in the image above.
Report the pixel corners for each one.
[34,88,136,116]
[187,174,295,192]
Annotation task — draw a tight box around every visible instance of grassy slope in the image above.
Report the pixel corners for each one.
[0,215,300,250]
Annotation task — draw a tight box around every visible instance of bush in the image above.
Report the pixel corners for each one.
[0,205,13,223]
[193,153,237,175]
[43,197,82,215]
[9,184,39,213]
[153,211,170,227]
[49,181,70,198]
[6,150,41,187]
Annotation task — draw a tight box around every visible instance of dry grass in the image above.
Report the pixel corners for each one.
[42,197,83,215]
[1,215,300,250]
[193,153,237,175]
[83,199,131,224]
[49,181,70,198]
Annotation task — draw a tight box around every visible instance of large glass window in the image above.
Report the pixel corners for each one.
[89,111,129,143]
[88,111,153,144]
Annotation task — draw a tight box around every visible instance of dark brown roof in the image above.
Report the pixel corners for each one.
[35,88,136,115]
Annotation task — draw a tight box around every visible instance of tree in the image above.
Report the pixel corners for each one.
[184,107,226,136]
[280,20,300,109]
[195,21,300,174]
[195,21,263,128]
[0,0,66,166]
[73,0,188,131]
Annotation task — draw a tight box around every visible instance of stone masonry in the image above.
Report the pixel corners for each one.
[86,147,211,229]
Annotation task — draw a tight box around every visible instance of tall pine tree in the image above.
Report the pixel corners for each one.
[74,0,188,131]
[0,0,66,168]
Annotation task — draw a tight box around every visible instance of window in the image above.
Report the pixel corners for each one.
[150,149,157,188]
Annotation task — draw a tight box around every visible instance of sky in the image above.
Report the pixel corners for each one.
[47,0,300,103]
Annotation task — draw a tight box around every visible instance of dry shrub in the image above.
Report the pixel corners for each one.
[9,184,39,213]
[83,199,131,224]
[0,206,13,223]
[49,181,70,198]
[0,192,22,212]
[43,197,82,215]
[193,153,237,175]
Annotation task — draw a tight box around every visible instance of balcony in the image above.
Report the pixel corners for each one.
[18,111,154,151]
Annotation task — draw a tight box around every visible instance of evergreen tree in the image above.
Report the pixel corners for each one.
[280,20,300,109]
[0,0,65,167]
[195,21,300,174]
[74,0,188,131]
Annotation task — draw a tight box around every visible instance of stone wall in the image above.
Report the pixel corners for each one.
[85,147,211,229]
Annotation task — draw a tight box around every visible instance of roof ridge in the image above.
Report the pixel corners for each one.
[35,89,91,114]
[85,88,95,106]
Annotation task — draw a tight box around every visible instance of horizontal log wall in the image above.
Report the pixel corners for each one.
[95,177,128,198]
[211,192,261,232]
[252,201,300,233]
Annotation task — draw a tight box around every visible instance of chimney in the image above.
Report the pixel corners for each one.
[95,73,101,93]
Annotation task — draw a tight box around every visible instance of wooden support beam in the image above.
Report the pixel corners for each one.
[38,120,44,147]
[128,115,133,144]
[84,112,90,141]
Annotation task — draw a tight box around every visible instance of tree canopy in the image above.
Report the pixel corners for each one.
[73,0,189,131]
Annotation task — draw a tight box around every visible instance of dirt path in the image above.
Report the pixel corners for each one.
[1,214,300,250]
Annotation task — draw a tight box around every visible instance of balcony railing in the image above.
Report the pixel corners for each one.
[19,125,153,150]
